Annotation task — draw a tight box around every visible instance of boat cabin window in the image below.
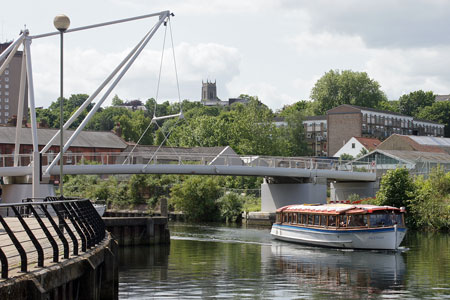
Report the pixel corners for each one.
[347,215,368,227]
[328,215,337,226]
[288,213,292,223]
[321,215,327,226]
[292,213,297,224]
[369,212,403,227]
[314,215,320,225]
[276,213,281,223]
[308,215,314,225]
[283,213,288,223]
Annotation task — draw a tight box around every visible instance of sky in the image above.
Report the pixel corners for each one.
[2,0,450,111]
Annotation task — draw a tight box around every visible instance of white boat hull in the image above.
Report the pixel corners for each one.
[271,224,406,250]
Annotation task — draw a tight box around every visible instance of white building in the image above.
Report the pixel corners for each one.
[333,137,381,158]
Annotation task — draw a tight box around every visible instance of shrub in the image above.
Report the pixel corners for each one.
[376,167,415,209]
[170,176,222,222]
[217,192,243,223]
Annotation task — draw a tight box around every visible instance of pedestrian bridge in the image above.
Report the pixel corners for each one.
[0,151,376,182]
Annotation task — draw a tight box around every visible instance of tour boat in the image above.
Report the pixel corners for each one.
[271,203,407,250]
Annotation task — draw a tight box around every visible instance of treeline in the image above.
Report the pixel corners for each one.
[64,173,262,222]
[368,167,450,231]
[36,94,309,157]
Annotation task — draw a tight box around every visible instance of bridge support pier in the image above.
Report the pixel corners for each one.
[330,181,378,202]
[261,178,327,212]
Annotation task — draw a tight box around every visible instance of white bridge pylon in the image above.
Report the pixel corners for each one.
[0,11,173,197]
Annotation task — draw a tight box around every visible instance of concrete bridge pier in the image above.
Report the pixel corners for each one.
[330,181,379,202]
[261,177,327,212]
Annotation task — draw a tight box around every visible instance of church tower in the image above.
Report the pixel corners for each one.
[201,80,220,101]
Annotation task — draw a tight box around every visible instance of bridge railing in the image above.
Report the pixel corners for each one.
[0,197,105,279]
[0,152,374,173]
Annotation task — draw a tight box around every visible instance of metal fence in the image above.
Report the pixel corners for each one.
[0,152,371,173]
[0,197,105,279]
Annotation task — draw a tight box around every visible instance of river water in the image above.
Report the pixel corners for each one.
[119,223,450,299]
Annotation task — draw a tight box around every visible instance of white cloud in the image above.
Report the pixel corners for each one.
[29,41,241,107]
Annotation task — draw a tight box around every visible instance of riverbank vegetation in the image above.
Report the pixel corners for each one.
[369,167,450,231]
[63,173,262,222]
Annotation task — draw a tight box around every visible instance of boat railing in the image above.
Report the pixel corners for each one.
[0,197,105,279]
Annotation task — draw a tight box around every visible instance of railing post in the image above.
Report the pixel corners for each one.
[0,247,8,279]
[11,206,44,268]
[29,205,62,262]
[0,214,27,272]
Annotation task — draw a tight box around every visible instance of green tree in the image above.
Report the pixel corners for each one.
[417,101,450,137]
[339,153,354,161]
[409,167,450,230]
[111,94,123,106]
[170,176,222,221]
[310,70,387,114]
[398,90,435,116]
[275,110,309,156]
[217,192,243,223]
[36,94,94,128]
[376,168,415,210]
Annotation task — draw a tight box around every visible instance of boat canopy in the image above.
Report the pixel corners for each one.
[276,204,401,214]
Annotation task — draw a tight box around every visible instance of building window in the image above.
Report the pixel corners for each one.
[4,77,8,82]
[4,84,8,89]
[4,112,9,117]
[4,70,9,75]
[352,143,355,149]
[4,105,8,109]
[5,98,8,103]
[4,91,8,96]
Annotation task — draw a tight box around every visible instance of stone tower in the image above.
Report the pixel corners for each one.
[201,80,220,101]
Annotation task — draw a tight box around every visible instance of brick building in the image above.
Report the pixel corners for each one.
[327,105,444,156]
[0,42,28,125]
[0,126,127,167]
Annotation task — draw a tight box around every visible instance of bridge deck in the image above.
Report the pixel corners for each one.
[0,217,83,281]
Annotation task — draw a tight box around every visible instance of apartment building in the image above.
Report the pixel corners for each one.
[303,116,327,156]
[0,42,28,125]
[327,104,444,156]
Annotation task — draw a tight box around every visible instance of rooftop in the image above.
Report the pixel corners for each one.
[0,126,128,149]
[355,137,381,151]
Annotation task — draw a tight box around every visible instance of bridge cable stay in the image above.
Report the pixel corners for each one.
[40,22,159,157]
[149,17,185,162]
[123,16,185,166]
[122,23,168,165]
[44,11,171,175]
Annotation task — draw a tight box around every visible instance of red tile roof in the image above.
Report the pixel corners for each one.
[354,137,381,151]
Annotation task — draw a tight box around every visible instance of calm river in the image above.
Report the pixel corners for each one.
[119,223,449,299]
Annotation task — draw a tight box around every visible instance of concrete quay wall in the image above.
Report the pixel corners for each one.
[0,232,118,300]
[103,216,170,246]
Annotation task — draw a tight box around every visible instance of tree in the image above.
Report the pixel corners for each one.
[275,110,309,156]
[37,94,94,129]
[376,168,415,209]
[278,100,318,117]
[417,101,450,137]
[170,176,222,221]
[217,192,243,223]
[339,153,354,161]
[310,70,387,114]
[111,94,123,106]
[398,90,435,116]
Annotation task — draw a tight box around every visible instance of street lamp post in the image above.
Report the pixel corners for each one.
[54,14,70,199]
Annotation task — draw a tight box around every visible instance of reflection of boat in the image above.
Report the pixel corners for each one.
[271,242,406,293]
[271,204,407,250]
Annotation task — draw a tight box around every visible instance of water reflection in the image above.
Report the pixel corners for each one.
[270,243,405,298]
[118,224,449,299]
